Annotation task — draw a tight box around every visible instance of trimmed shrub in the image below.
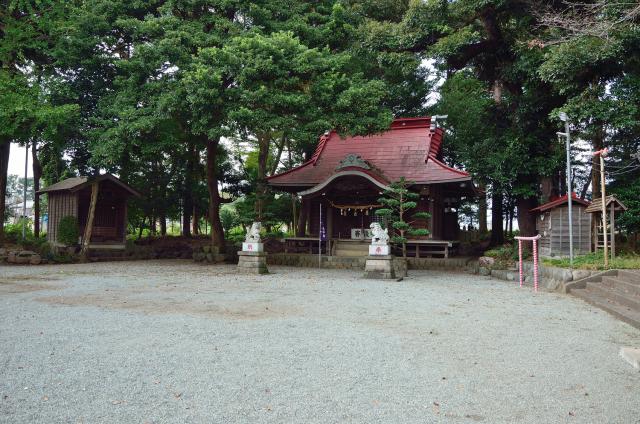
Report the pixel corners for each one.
[58,216,79,246]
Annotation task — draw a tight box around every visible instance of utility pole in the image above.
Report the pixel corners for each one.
[593,148,608,268]
[558,112,573,267]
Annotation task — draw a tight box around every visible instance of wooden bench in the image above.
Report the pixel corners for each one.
[405,240,459,258]
[283,237,328,254]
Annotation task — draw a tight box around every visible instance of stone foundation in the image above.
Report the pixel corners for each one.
[268,253,473,271]
[364,255,396,279]
[237,251,268,274]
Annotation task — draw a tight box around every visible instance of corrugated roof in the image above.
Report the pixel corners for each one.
[530,193,591,213]
[37,174,140,197]
[37,176,88,193]
[267,117,470,188]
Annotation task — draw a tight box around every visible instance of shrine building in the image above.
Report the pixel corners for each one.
[267,117,476,258]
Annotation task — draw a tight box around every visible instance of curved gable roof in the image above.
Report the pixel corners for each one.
[267,117,470,189]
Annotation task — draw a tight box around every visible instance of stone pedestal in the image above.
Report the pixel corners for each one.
[369,244,390,256]
[364,255,395,279]
[237,250,268,274]
[242,242,264,253]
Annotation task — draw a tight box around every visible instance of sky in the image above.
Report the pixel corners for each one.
[8,143,32,179]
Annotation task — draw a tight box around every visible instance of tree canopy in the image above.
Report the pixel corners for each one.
[1,0,639,251]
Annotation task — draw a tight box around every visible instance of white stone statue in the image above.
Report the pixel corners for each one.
[245,222,262,243]
[370,222,389,245]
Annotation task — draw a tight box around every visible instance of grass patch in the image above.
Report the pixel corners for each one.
[543,252,640,270]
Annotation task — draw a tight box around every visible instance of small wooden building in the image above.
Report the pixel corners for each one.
[585,195,628,257]
[530,194,592,257]
[38,174,140,249]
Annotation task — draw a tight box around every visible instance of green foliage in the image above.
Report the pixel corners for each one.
[3,218,33,243]
[375,177,430,257]
[57,216,79,246]
[483,242,530,270]
[543,252,640,271]
[220,206,239,234]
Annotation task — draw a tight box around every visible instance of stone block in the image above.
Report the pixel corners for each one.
[620,347,640,370]
[237,251,268,274]
[479,256,495,267]
[364,255,395,279]
[242,242,264,253]
[202,245,211,253]
[572,270,592,281]
[369,245,390,255]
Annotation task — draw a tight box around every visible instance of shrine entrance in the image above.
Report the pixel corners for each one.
[298,171,388,242]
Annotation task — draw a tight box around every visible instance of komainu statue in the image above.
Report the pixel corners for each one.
[370,222,389,245]
[245,222,262,243]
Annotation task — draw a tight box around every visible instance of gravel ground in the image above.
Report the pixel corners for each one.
[1,260,639,424]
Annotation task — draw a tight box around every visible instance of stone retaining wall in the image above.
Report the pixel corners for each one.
[268,254,474,272]
[475,260,599,291]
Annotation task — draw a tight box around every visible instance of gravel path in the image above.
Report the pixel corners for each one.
[1,260,639,423]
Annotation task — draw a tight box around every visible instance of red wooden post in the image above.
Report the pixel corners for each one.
[518,239,523,288]
[514,235,542,292]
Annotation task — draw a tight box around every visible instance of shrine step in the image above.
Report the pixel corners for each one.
[601,275,640,298]
[334,241,369,257]
[570,270,640,330]
[571,287,640,330]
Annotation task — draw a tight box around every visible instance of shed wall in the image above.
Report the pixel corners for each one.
[47,192,78,244]
[537,205,591,257]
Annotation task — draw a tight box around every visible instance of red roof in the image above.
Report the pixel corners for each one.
[268,117,471,188]
[530,193,591,213]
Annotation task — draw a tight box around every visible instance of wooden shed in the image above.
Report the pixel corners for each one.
[38,174,140,249]
[585,195,628,257]
[530,194,592,257]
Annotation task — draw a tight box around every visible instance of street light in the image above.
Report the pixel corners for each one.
[558,112,573,267]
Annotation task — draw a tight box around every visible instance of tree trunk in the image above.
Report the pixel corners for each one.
[138,216,146,239]
[516,195,538,237]
[80,182,99,261]
[192,205,199,235]
[540,176,558,203]
[0,141,9,239]
[255,134,270,221]
[32,142,42,237]
[182,147,195,237]
[478,184,488,233]
[160,213,167,235]
[490,189,504,246]
[206,137,225,251]
[269,134,286,176]
[579,171,591,200]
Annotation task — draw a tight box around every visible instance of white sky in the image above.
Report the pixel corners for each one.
[8,143,32,179]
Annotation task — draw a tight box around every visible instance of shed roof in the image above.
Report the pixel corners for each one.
[267,117,471,189]
[584,195,628,213]
[38,173,141,197]
[530,193,591,213]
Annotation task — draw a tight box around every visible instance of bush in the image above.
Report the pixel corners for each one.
[226,226,246,243]
[484,243,531,269]
[3,218,33,243]
[58,216,79,246]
